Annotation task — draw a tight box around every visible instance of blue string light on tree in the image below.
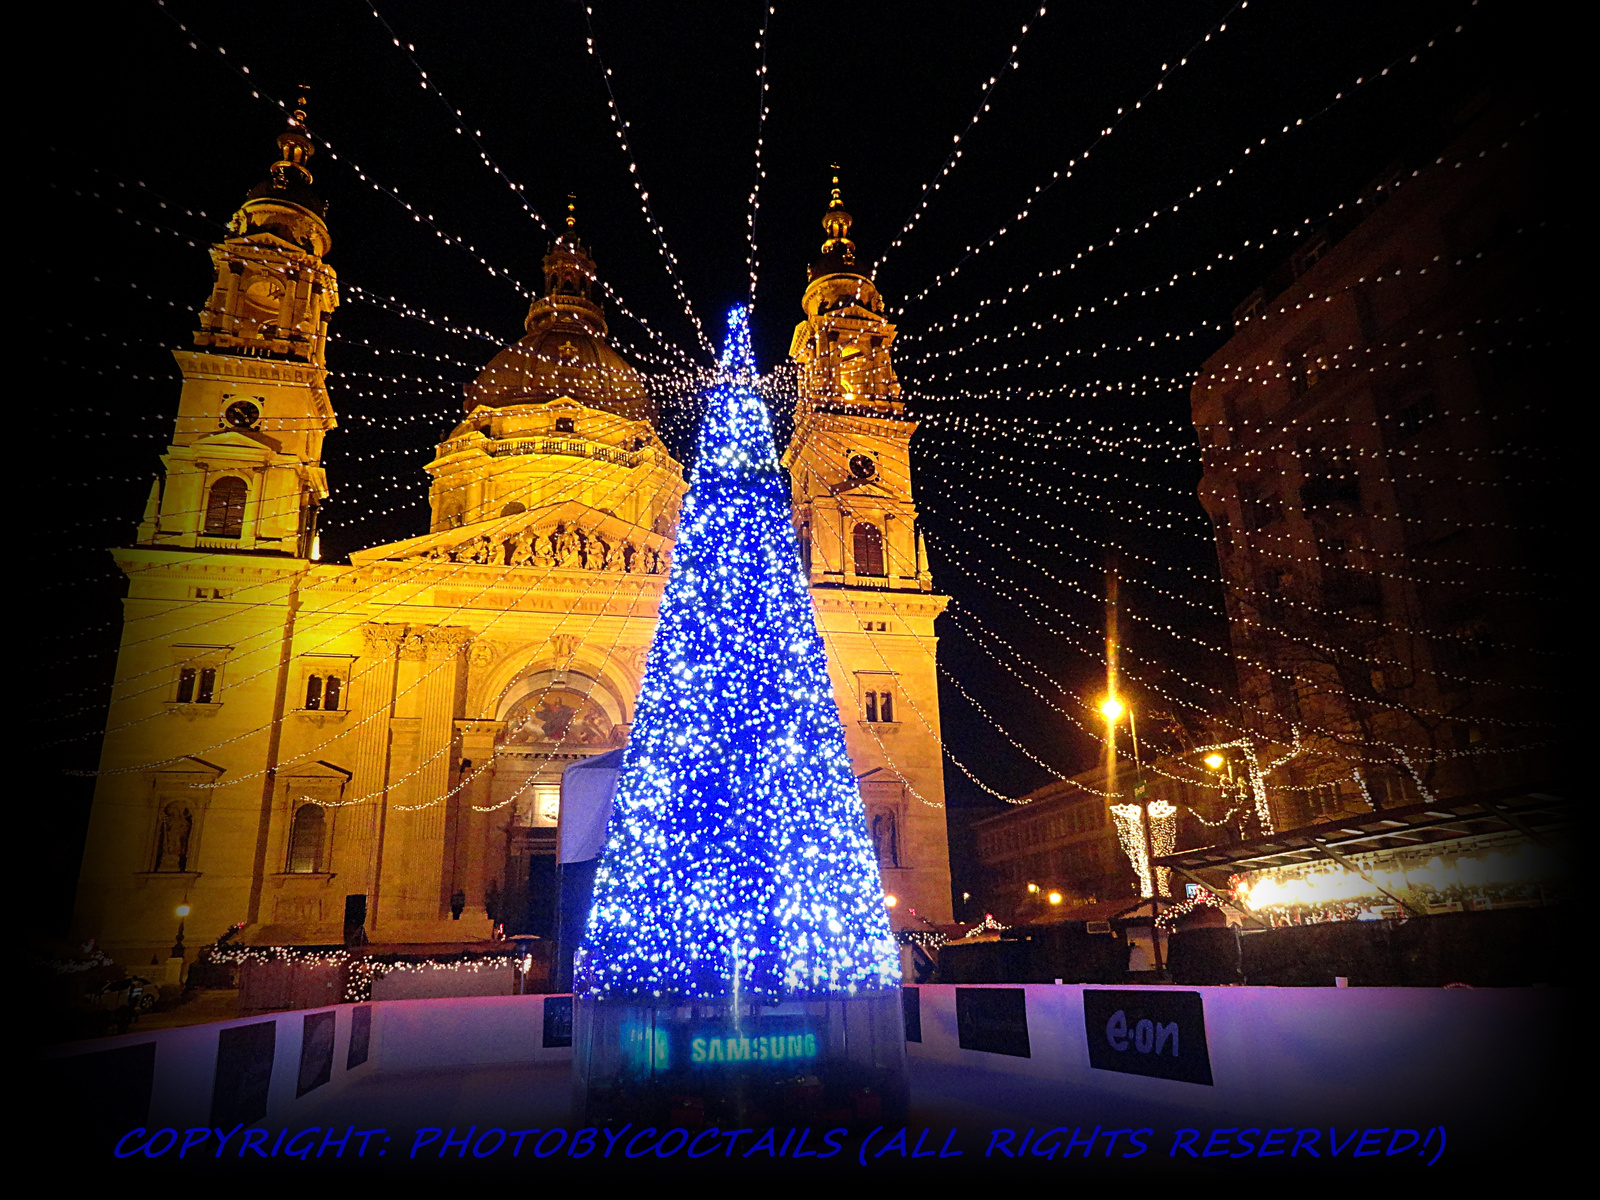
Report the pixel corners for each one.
[577,305,899,1004]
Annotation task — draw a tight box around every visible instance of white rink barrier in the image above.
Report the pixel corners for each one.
[40,994,574,1133]
[902,983,1564,1128]
[42,984,1565,1137]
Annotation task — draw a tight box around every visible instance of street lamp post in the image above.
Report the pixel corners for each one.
[1103,694,1163,974]
[1204,753,1243,843]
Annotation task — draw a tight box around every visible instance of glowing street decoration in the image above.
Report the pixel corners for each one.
[1232,841,1568,920]
[578,305,899,1003]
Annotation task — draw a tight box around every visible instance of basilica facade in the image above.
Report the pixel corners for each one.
[72,113,953,963]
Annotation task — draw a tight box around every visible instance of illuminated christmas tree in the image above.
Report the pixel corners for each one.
[577,305,900,1003]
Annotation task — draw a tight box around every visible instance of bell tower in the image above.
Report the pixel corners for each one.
[782,177,952,925]
[136,91,338,558]
[784,176,930,591]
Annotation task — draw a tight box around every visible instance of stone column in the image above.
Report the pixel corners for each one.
[386,627,468,927]
[454,719,504,926]
[346,624,404,926]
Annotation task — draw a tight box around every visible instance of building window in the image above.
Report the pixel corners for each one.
[1212,512,1234,556]
[1389,394,1441,442]
[176,665,217,704]
[1301,345,1329,391]
[287,804,326,873]
[852,522,885,576]
[1239,480,1284,532]
[203,476,248,538]
[1298,442,1361,512]
[554,417,575,434]
[863,687,895,723]
[304,674,343,711]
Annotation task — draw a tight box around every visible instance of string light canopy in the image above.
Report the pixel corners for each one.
[578,306,899,1003]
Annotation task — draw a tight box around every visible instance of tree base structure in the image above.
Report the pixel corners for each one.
[572,991,908,1128]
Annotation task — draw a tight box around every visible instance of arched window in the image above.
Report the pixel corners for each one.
[852,522,885,577]
[501,501,526,517]
[287,804,326,873]
[203,476,248,538]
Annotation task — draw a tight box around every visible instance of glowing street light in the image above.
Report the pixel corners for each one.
[1204,753,1225,771]
[1099,696,1125,723]
[1047,891,1063,905]
[885,894,898,908]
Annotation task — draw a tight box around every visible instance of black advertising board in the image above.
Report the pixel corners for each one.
[543,995,574,1048]
[296,1010,336,1097]
[210,1021,277,1127]
[902,986,922,1043]
[346,1004,372,1069]
[1081,988,1213,1085]
[955,987,1031,1057]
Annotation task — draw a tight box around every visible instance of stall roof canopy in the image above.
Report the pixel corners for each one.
[1154,784,1570,880]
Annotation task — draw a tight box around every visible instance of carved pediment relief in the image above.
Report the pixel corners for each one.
[353,500,674,576]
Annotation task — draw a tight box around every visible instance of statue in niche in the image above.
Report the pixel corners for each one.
[510,530,534,566]
[155,801,194,872]
[870,809,899,868]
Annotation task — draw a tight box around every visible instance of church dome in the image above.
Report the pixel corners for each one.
[465,231,655,424]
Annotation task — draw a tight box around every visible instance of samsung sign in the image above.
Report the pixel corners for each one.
[1082,989,1213,1086]
[690,1031,819,1065]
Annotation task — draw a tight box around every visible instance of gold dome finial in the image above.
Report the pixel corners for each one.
[821,166,854,255]
[289,85,310,133]
[566,193,578,234]
[270,85,316,187]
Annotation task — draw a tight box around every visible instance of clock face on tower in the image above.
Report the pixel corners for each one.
[848,453,877,480]
[224,399,262,430]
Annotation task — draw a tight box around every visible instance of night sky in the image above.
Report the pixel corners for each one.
[30,1,1557,925]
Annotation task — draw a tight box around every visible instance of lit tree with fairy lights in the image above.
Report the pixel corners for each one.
[577,305,899,1003]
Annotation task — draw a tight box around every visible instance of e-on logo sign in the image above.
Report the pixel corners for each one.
[1082,989,1213,1085]
[1104,1008,1180,1056]
[690,1032,819,1065]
